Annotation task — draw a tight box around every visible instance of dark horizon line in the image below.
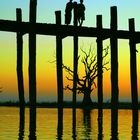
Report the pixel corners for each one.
[0,101,140,109]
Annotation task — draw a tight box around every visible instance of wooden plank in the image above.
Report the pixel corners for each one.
[110,6,119,109]
[129,18,138,109]
[96,15,103,108]
[1,20,140,41]
[55,11,63,107]
[16,8,25,108]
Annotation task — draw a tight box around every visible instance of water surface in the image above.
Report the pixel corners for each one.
[0,107,139,140]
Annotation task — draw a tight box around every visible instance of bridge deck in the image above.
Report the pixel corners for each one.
[0,19,139,42]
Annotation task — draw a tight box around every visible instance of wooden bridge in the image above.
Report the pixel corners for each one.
[0,0,139,111]
[1,19,140,41]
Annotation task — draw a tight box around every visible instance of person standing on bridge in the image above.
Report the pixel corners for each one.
[65,0,74,25]
[77,0,85,26]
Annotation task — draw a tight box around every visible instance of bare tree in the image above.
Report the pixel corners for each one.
[63,45,109,106]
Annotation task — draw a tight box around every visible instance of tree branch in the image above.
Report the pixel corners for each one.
[62,64,73,76]
[66,76,73,81]
[64,85,73,91]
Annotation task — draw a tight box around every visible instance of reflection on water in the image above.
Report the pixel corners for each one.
[72,108,76,140]
[29,107,36,140]
[111,109,118,140]
[98,109,103,140]
[18,107,25,140]
[0,107,139,140]
[82,109,92,139]
[57,107,63,140]
[132,109,138,140]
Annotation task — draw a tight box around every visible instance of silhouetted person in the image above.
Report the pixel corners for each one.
[73,1,78,25]
[65,0,74,25]
[77,0,85,26]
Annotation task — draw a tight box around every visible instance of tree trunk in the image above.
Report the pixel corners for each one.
[82,91,93,106]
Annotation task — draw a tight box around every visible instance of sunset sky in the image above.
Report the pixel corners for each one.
[0,0,140,102]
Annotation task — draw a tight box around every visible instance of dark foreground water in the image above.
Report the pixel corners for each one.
[0,107,139,140]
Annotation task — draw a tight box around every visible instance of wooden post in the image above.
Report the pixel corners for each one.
[17,8,25,138]
[96,15,103,108]
[73,2,78,107]
[29,0,37,108]
[16,8,25,108]
[29,0,37,135]
[55,11,64,139]
[110,7,118,140]
[129,18,138,109]
[55,11,63,107]
[110,6,119,109]
[72,4,78,139]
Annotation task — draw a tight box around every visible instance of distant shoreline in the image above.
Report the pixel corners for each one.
[0,101,140,109]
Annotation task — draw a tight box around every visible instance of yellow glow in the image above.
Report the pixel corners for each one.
[0,108,140,139]
[0,32,140,101]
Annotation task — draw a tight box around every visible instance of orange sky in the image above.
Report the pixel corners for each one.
[0,34,140,102]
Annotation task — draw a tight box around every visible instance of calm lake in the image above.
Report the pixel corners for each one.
[0,107,139,140]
